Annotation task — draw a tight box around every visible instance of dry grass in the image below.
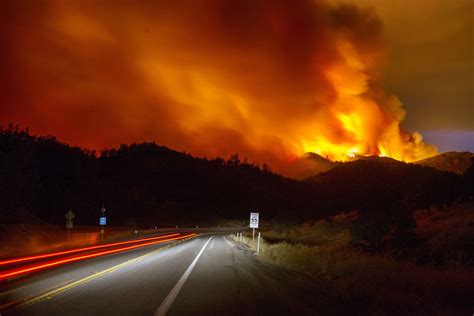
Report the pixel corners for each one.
[263,211,356,245]
[415,203,474,265]
[230,210,474,315]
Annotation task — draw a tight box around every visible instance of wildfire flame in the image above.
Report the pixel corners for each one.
[300,39,437,162]
[0,0,437,176]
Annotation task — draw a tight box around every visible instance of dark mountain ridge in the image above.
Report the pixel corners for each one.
[306,157,471,213]
[0,125,315,226]
[300,151,474,176]
[1,124,472,227]
[415,151,474,174]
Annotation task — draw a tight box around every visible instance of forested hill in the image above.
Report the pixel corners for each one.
[305,157,472,213]
[1,125,473,228]
[0,125,316,226]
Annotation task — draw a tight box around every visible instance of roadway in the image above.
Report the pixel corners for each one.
[1,234,331,315]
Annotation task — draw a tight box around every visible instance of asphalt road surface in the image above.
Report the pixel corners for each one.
[2,234,331,315]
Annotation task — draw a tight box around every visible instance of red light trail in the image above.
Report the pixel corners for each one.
[0,233,180,266]
[0,233,196,280]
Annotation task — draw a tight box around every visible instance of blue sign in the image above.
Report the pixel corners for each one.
[99,217,107,225]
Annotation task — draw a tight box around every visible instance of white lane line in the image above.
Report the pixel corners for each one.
[154,236,213,316]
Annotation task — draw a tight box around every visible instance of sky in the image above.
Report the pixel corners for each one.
[0,0,472,175]
[364,0,473,153]
[422,130,474,152]
[360,0,473,131]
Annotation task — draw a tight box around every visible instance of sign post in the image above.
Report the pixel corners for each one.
[257,232,261,253]
[100,206,106,241]
[249,212,259,241]
[65,210,75,242]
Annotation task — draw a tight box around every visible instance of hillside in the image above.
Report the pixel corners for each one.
[288,152,339,179]
[0,125,316,226]
[305,157,470,214]
[415,151,474,174]
[1,125,473,228]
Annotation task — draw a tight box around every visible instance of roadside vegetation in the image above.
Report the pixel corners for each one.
[233,203,474,315]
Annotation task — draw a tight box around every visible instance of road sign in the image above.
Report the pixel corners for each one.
[99,217,107,225]
[250,212,259,228]
[65,211,75,242]
[65,210,75,221]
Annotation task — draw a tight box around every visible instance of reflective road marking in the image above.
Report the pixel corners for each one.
[154,236,213,316]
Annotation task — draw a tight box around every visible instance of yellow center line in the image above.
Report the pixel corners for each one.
[0,279,73,310]
[3,235,198,313]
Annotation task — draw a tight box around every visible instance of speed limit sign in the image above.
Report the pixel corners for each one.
[249,212,259,228]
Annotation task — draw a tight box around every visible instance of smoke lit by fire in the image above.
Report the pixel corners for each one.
[0,0,437,175]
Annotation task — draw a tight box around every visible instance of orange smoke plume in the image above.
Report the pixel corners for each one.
[0,0,436,176]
